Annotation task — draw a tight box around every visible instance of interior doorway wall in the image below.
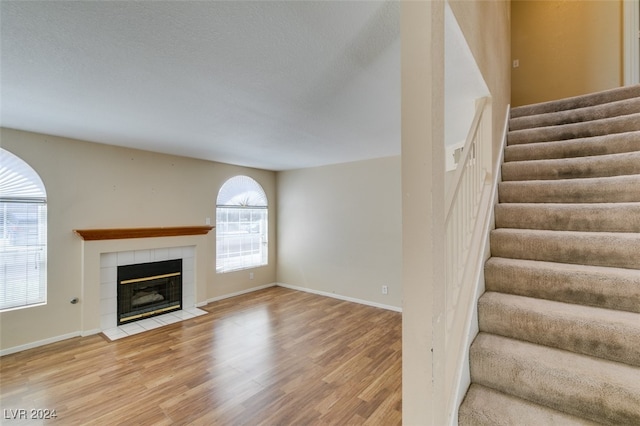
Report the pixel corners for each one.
[511,0,623,106]
[624,0,640,85]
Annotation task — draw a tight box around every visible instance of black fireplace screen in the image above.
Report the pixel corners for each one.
[117,259,182,325]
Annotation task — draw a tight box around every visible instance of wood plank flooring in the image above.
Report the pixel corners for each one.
[0,287,402,425]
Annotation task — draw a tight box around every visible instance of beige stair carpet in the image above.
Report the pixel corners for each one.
[459,84,640,425]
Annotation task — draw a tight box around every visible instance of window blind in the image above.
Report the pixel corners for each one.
[0,149,47,311]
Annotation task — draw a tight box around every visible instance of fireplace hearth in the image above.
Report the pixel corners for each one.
[117,259,182,325]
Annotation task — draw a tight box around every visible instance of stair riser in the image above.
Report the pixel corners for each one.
[470,334,640,425]
[464,87,640,425]
[501,152,640,181]
[459,385,601,426]
[499,176,640,203]
[509,97,640,131]
[508,113,640,145]
[490,230,640,269]
[494,204,640,232]
[510,85,640,118]
[478,293,640,366]
[504,132,640,162]
[485,259,640,314]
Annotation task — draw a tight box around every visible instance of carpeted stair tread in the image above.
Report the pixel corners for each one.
[504,131,640,162]
[459,384,601,426]
[470,333,640,425]
[501,151,640,181]
[508,113,640,146]
[462,87,640,425]
[490,228,640,269]
[494,202,640,232]
[498,174,640,203]
[485,257,640,314]
[510,84,640,118]
[509,97,640,131]
[478,292,640,366]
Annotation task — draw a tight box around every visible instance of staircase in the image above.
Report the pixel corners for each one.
[459,85,640,425]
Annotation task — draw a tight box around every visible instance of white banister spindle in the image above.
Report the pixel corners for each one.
[443,97,493,422]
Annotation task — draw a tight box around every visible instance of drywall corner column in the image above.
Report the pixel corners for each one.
[401,0,446,424]
[624,0,640,85]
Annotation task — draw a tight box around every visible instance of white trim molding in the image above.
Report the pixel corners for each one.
[450,104,511,425]
[2,282,397,355]
[206,283,277,303]
[0,332,82,357]
[276,282,402,313]
[624,0,640,85]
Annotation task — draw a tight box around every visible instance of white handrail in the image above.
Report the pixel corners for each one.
[445,96,490,217]
[443,96,493,424]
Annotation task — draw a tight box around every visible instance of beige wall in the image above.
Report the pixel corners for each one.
[0,128,277,351]
[449,0,512,161]
[512,0,623,106]
[402,0,511,423]
[276,156,402,309]
[401,2,445,422]
[2,129,402,352]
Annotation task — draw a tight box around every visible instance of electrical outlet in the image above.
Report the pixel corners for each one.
[249,272,254,280]
[205,217,211,225]
[382,285,388,295]
[513,59,520,68]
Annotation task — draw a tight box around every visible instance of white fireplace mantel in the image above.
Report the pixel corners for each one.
[77,231,211,336]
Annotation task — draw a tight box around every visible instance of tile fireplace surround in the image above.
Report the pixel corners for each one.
[77,230,211,339]
[100,246,205,340]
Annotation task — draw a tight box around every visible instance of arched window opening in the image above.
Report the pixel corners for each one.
[0,148,47,311]
[216,176,268,273]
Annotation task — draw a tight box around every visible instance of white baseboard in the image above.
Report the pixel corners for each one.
[276,282,402,312]
[206,282,277,304]
[81,328,102,337]
[2,282,399,356]
[0,331,82,357]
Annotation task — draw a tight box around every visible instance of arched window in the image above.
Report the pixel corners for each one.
[0,148,47,311]
[216,176,268,273]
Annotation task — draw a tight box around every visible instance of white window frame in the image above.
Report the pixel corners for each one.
[216,176,268,273]
[0,148,47,312]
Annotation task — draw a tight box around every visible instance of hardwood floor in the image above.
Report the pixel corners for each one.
[0,287,402,425]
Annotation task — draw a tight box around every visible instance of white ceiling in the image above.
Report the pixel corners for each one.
[1,1,400,171]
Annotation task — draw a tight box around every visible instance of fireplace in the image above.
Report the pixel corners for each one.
[117,259,182,325]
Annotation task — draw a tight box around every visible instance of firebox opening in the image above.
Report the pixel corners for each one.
[117,259,182,325]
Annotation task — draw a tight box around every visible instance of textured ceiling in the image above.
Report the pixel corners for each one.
[1,1,400,171]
